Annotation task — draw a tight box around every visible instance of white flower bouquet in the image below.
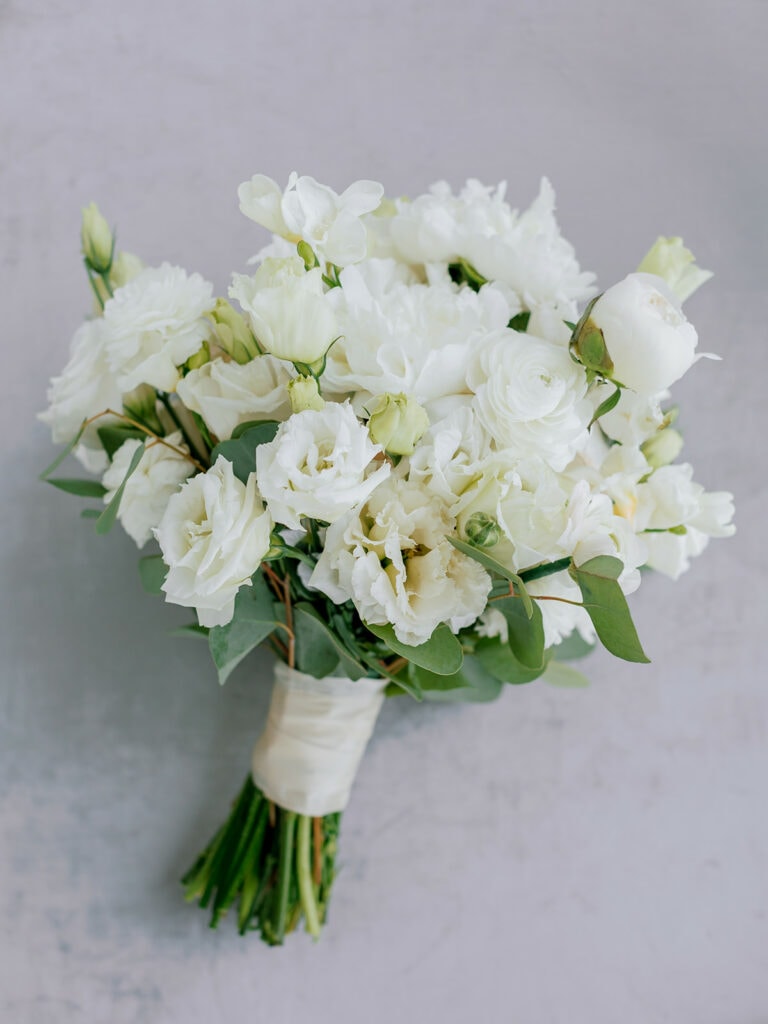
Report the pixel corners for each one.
[41,173,735,945]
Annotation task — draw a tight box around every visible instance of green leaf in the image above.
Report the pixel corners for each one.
[40,420,88,480]
[171,623,210,639]
[508,311,531,332]
[80,508,101,519]
[46,477,107,498]
[97,423,145,460]
[493,596,546,670]
[474,638,546,685]
[518,556,572,584]
[138,554,167,595]
[413,655,503,703]
[208,574,279,684]
[293,603,368,679]
[230,419,280,442]
[588,385,622,429]
[95,442,146,535]
[447,536,533,617]
[569,556,650,663]
[542,661,591,688]
[364,621,463,676]
[549,631,595,662]
[210,422,280,482]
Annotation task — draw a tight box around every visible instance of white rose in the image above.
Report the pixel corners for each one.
[589,273,700,394]
[309,476,491,645]
[176,355,292,440]
[256,402,390,530]
[155,456,273,627]
[103,263,215,392]
[230,258,337,367]
[468,331,591,471]
[238,172,384,267]
[39,318,123,473]
[637,236,712,303]
[102,431,192,547]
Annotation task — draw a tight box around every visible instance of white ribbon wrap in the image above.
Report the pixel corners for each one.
[251,663,387,817]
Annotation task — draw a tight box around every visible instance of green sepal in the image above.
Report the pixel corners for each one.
[569,556,650,663]
[208,573,279,684]
[95,441,146,535]
[364,621,463,676]
[588,385,622,429]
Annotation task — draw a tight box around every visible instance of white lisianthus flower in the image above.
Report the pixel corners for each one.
[238,172,384,267]
[468,331,591,471]
[155,456,273,627]
[408,405,493,506]
[176,355,292,440]
[637,236,712,303]
[635,463,736,537]
[39,318,123,472]
[230,257,338,368]
[102,431,192,547]
[643,528,711,580]
[589,273,701,395]
[526,573,595,649]
[103,263,215,392]
[309,477,491,646]
[256,402,390,530]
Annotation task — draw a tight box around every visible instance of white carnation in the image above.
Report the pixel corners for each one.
[468,331,591,471]
[238,172,384,267]
[39,318,122,472]
[155,456,273,627]
[102,431,192,547]
[176,355,292,440]
[309,476,491,645]
[103,263,214,392]
[256,402,390,530]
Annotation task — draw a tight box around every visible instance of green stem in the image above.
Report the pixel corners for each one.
[296,815,321,938]
[274,810,297,942]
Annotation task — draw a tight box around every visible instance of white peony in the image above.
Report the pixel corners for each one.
[468,330,591,471]
[102,431,192,547]
[39,318,122,472]
[176,355,292,440]
[230,258,338,367]
[103,263,215,392]
[309,476,491,646]
[256,402,390,530]
[238,172,384,267]
[589,273,700,394]
[155,456,273,627]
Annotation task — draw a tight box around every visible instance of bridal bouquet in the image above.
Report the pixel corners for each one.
[41,172,734,945]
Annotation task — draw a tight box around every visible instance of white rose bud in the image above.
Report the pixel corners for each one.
[367,393,429,456]
[155,456,273,627]
[81,202,114,273]
[637,237,712,303]
[230,257,337,370]
[589,273,700,395]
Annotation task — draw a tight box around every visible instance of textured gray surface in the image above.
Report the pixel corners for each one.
[2,1,767,1021]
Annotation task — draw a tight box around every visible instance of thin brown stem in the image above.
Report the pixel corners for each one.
[82,407,206,472]
[282,574,295,669]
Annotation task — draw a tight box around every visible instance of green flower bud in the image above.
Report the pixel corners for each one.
[641,427,684,469]
[288,375,325,413]
[367,393,429,456]
[637,236,712,303]
[186,341,211,371]
[571,317,614,377]
[81,202,114,273]
[109,250,144,290]
[463,511,502,548]
[209,298,259,364]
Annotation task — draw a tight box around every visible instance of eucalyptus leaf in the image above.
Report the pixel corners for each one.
[588,385,622,429]
[80,508,101,519]
[549,631,595,662]
[364,621,463,676]
[542,661,591,688]
[474,638,546,685]
[171,623,210,639]
[97,423,145,460]
[293,603,368,680]
[231,419,280,442]
[447,536,533,617]
[40,420,87,480]
[138,554,167,595]
[210,422,280,482]
[508,311,531,332]
[46,477,107,498]
[569,556,650,663]
[518,556,572,584]
[492,596,546,670]
[95,442,146,535]
[413,655,503,703]
[208,574,279,684]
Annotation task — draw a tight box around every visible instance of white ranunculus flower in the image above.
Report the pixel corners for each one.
[155,456,273,627]
[309,476,491,645]
[637,236,712,303]
[103,263,215,392]
[176,355,292,440]
[230,258,338,367]
[589,273,700,395]
[102,431,192,547]
[323,259,511,408]
[468,330,591,471]
[39,318,123,473]
[408,405,493,506]
[238,172,384,267]
[256,402,390,530]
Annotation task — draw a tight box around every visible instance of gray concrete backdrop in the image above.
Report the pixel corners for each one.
[2,1,767,1021]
